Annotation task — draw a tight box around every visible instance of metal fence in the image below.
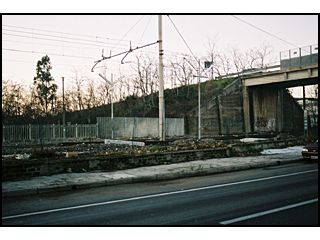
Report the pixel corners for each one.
[2,117,185,143]
[2,124,98,143]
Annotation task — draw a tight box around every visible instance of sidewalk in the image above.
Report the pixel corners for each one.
[2,146,304,197]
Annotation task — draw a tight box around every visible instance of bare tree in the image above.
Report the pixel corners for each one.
[71,68,85,111]
[169,54,194,86]
[254,42,273,68]
[2,80,25,117]
[131,54,158,99]
[230,48,248,73]
[205,36,219,80]
[230,43,273,73]
[84,78,99,109]
[97,78,112,105]
[217,53,232,76]
[62,89,74,112]
[116,74,134,102]
[22,85,42,119]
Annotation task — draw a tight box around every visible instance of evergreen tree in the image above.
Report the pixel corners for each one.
[33,55,57,116]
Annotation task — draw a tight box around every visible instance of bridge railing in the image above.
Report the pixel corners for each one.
[280,44,318,69]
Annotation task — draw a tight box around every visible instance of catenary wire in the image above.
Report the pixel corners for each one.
[2,33,128,49]
[138,16,153,45]
[2,24,133,43]
[167,15,198,62]
[230,15,302,50]
[2,28,129,48]
[2,38,127,52]
[2,48,96,60]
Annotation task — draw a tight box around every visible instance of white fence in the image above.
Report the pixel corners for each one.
[2,124,98,143]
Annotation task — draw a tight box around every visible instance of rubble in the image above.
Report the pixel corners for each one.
[2,138,268,160]
[66,152,79,158]
[14,153,31,160]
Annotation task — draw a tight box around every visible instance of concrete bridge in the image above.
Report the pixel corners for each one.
[241,63,318,135]
[186,51,317,138]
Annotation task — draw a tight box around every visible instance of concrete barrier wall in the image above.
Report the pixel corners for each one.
[97,117,184,139]
[2,138,304,181]
[220,94,244,134]
[186,79,244,136]
[281,53,318,69]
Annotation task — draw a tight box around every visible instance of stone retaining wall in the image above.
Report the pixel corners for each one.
[2,138,304,181]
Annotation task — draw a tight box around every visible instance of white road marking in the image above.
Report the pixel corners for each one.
[2,169,318,220]
[220,198,318,225]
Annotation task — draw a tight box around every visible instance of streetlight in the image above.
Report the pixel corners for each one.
[183,58,213,140]
[62,77,66,139]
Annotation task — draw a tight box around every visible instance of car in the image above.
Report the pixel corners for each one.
[302,140,318,160]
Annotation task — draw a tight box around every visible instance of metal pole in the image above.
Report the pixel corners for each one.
[299,48,301,66]
[198,60,201,140]
[111,73,114,139]
[62,77,66,139]
[289,49,291,68]
[310,45,312,64]
[158,15,165,141]
[303,85,306,110]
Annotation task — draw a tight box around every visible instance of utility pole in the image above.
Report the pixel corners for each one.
[62,77,66,139]
[184,58,208,140]
[158,15,165,141]
[197,60,201,140]
[110,73,114,139]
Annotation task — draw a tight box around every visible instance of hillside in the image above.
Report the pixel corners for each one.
[65,77,236,124]
[3,77,236,125]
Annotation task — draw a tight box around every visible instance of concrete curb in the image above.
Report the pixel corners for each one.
[2,157,304,198]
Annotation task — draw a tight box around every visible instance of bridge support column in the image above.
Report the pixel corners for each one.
[242,86,251,134]
[216,96,223,135]
[277,89,284,133]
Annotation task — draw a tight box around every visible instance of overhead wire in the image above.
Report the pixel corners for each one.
[167,15,197,62]
[2,28,127,47]
[2,38,127,51]
[2,36,188,62]
[2,32,129,49]
[138,15,153,45]
[2,48,96,60]
[110,15,145,51]
[230,15,301,49]
[2,24,133,43]
[167,15,208,76]
[4,18,212,78]
[2,58,97,68]
[3,20,196,65]
[91,16,162,72]
[3,39,102,51]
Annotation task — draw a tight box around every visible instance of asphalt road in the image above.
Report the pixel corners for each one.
[2,161,318,226]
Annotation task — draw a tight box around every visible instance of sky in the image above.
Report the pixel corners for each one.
[2,14,318,97]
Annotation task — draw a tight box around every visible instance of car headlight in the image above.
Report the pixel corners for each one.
[302,148,308,152]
